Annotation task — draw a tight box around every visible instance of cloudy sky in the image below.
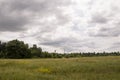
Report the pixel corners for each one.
[0,0,120,53]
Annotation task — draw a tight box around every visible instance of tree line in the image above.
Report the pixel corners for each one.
[0,39,120,59]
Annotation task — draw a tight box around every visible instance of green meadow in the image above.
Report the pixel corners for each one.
[0,56,120,80]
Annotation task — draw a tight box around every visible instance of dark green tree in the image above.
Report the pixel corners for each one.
[6,39,31,58]
[0,41,7,58]
[30,44,42,57]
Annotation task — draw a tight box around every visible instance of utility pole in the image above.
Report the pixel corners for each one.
[64,48,65,54]
[54,50,56,53]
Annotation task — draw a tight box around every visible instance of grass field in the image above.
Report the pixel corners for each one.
[0,56,120,80]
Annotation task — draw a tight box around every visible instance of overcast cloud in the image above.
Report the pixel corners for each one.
[0,0,120,53]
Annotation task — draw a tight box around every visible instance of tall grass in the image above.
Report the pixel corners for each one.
[0,56,120,80]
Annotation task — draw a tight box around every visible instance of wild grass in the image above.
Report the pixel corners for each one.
[0,56,120,80]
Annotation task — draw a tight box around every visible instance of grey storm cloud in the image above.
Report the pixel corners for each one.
[89,26,120,37]
[107,42,120,51]
[0,0,30,31]
[39,37,78,52]
[88,6,120,37]
[40,38,67,46]
[39,37,98,52]
[90,13,108,24]
[0,12,29,31]
[0,0,72,32]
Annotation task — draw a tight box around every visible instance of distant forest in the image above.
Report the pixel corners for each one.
[0,39,120,59]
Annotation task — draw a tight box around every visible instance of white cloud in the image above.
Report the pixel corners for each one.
[0,0,120,52]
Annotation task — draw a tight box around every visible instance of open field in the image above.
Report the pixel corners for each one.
[0,56,120,80]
